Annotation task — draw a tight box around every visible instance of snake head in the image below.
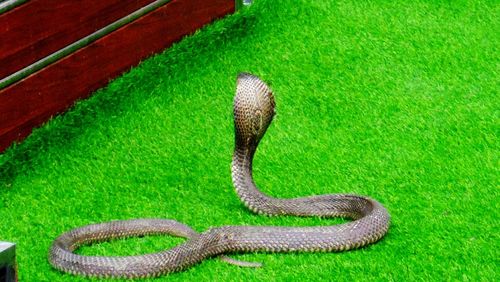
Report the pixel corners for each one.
[234,73,276,147]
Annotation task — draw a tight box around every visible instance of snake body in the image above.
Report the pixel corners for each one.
[49,73,390,278]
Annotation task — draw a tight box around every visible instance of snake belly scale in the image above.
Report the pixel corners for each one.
[49,73,390,278]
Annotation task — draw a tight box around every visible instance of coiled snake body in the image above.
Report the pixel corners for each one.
[49,73,390,278]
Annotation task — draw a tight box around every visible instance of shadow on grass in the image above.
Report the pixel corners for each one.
[0,12,258,189]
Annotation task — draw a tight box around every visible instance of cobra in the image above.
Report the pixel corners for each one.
[49,73,390,278]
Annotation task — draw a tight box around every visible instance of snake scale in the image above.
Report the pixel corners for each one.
[49,73,390,278]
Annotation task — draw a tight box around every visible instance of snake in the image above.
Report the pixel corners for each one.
[49,73,391,278]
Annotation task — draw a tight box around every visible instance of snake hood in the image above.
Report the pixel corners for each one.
[234,73,276,148]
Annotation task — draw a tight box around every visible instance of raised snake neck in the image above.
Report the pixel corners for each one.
[49,73,390,278]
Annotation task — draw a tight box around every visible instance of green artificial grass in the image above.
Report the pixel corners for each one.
[1,0,498,281]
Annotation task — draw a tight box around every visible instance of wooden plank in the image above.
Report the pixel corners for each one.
[0,0,155,79]
[0,0,235,152]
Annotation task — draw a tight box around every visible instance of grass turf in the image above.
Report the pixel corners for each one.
[0,0,498,281]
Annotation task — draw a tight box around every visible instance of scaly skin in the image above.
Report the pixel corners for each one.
[49,73,390,279]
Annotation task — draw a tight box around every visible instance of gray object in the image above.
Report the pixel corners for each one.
[48,74,391,278]
[0,0,27,14]
[0,242,16,282]
[235,0,253,10]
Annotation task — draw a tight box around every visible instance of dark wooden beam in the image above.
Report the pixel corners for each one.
[0,0,156,78]
[0,0,235,152]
